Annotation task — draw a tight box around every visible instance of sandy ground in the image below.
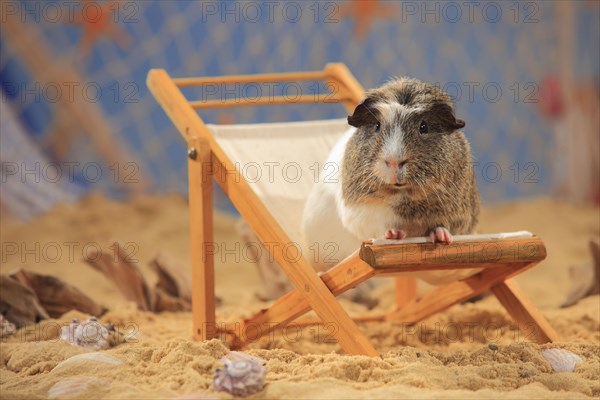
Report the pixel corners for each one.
[0,194,599,399]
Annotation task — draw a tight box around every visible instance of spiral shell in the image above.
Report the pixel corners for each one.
[541,348,583,372]
[213,351,266,397]
[60,318,110,350]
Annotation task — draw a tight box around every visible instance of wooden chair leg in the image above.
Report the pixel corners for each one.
[210,161,379,357]
[387,263,558,344]
[189,138,217,340]
[490,279,559,343]
[237,253,376,347]
[395,277,417,309]
[386,263,532,323]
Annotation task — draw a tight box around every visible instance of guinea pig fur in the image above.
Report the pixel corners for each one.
[302,77,479,270]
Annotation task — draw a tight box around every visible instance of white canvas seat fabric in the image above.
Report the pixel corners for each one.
[207,119,528,285]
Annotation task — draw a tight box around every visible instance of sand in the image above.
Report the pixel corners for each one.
[1,194,599,399]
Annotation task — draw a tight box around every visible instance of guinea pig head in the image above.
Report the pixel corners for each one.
[343,78,466,203]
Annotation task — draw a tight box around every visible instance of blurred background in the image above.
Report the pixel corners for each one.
[1,0,598,219]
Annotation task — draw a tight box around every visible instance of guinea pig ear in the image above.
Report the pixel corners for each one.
[431,103,466,132]
[453,118,466,130]
[348,98,377,128]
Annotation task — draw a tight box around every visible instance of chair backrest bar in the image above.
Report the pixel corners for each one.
[170,63,365,113]
[172,71,329,87]
[188,94,353,109]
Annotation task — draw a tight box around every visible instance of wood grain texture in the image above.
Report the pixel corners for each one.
[238,253,376,346]
[360,237,547,271]
[491,279,559,343]
[173,70,329,87]
[395,277,417,309]
[387,263,531,323]
[189,95,351,109]
[188,138,216,340]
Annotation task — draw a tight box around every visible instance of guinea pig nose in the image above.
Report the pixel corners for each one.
[385,159,398,169]
[385,158,408,169]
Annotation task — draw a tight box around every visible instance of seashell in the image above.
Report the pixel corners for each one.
[60,317,110,350]
[54,352,122,371]
[213,351,266,397]
[0,315,16,338]
[48,376,104,398]
[541,348,583,372]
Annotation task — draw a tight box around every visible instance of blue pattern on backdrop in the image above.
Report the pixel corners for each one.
[1,1,599,210]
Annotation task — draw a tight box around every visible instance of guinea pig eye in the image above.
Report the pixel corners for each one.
[419,121,428,135]
[375,121,381,132]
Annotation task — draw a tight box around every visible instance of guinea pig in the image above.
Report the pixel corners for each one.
[302,77,480,271]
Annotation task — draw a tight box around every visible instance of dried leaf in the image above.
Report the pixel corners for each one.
[10,269,106,318]
[0,275,48,328]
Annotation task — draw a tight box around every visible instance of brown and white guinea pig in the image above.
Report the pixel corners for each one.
[302,77,480,271]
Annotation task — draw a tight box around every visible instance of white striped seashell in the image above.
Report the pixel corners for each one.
[54,352,122,371]
[541,348,583,372]
[213,351,266,397]
[48,376,104,398]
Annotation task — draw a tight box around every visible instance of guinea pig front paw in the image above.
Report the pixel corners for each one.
[429,227,453,244]
[385,229,407,240]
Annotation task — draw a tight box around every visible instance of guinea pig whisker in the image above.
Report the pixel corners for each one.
[350,169,380,200]
[429,180,445,206]
[414,177,431,205]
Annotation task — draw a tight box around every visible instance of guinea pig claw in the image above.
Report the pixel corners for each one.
[385,229,407,240]
[430,227,453,244]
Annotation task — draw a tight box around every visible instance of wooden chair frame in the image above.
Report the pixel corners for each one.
[147,63,558,357]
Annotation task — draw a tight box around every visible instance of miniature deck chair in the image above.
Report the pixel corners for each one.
[147,63,558,357]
